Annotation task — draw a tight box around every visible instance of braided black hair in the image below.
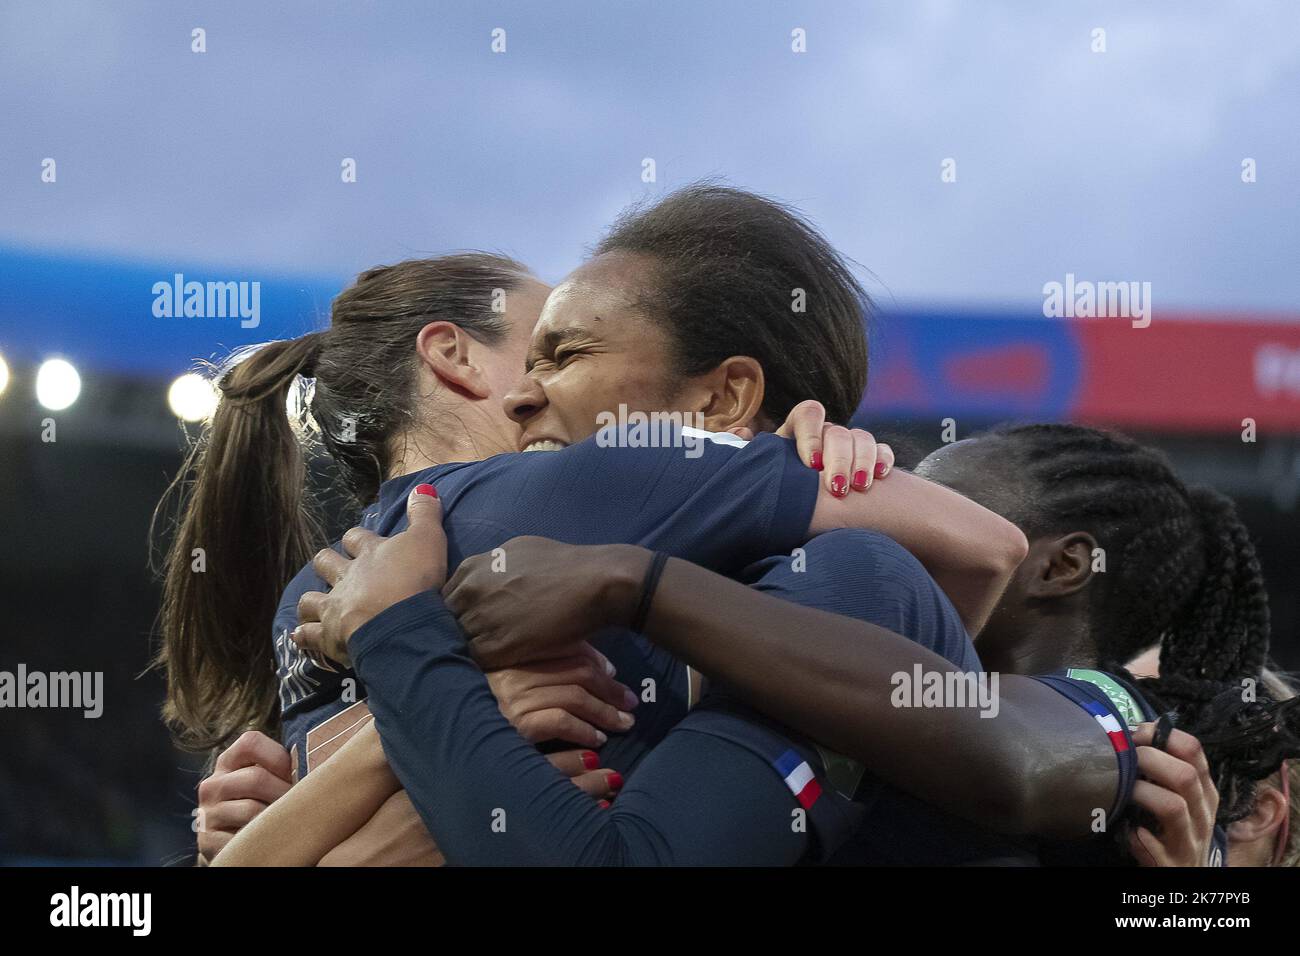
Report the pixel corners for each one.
[983,423,1297,823]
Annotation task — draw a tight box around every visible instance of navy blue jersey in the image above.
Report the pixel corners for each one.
[342,525,1157,865]
[739,529,982,674]
[730,531,1034,865]
[275,429,820,779]
[344,530,985,864]
[638,529,985,862]
[348,589,813,864]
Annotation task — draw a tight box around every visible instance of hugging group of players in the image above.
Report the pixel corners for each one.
[158,184,1299,867]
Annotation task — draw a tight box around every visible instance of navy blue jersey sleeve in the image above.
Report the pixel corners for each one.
[1029,673,1141,826]
[1031,670,1231,867]
[676,695,867,862]
[389,429,820,575]
[275,429,819,776]
[274,563,378,780]
[349,590,817,866]
[742,528,980,671]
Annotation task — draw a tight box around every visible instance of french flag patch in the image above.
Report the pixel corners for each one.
[1084,701,1131,753]
[774,748,822,809]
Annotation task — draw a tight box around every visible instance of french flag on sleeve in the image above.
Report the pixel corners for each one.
[774,749,822,809]
[1084,700,1131,753]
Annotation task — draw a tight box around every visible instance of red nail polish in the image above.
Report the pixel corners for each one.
[415,483,438,498]
[830,474,848,497]
[810,451,824,471]
[598,799,611,809]
[874,462,887,479]
[581,751,600,770]
[851,470,869,490]
[607,771,624,791]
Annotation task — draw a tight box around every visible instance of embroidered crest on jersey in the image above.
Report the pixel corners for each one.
[1066,668,1145,729]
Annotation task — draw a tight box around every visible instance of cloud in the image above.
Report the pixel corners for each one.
[1,0,1296,311]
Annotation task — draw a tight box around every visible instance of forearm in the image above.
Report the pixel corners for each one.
[631,552,1115,839]
[809,470,1028,634]
[211,724,399,866]
[352,592,805,865]
[350,593,624,864]
[318,789,445,867]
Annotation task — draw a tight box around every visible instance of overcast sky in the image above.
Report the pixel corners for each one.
[3,0,1298,314]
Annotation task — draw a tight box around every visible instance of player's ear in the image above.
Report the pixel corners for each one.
[1227,783,1288,856]
[695,355,765,434]
[1024,532,1097,599]
[415,321,492,400]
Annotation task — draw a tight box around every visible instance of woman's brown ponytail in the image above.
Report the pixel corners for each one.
[155,254,531,755]
[157,333,325,753]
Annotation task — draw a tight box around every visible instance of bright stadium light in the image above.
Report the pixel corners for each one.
[36,358,81,411]
[0,353,9,397]
[168,372,218,422]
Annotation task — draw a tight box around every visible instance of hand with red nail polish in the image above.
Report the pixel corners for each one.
[774,399,895,496]
[292,482,447,667]
[544,749,620,801]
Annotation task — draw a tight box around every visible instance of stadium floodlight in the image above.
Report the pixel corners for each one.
[0,353,9,397]
[35,358,81,411]
[168,372,218,422]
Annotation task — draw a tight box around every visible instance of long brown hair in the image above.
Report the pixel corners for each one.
[155,254,530,753]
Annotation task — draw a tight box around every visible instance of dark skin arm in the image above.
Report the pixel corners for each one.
[445,537,1119,841]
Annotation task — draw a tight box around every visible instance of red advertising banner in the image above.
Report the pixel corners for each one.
[1074,316,1300,433]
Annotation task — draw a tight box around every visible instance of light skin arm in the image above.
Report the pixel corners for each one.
[808,470,1027,636]
[318,788,444,867]
[211,638,626,863]
[214,725,620,866]
[777,401,1029,635]
[212,719,397,867]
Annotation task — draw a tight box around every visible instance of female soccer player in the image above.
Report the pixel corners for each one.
[911,424,1297,846]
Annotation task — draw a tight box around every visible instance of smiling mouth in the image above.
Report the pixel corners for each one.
[521,439,568,453]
